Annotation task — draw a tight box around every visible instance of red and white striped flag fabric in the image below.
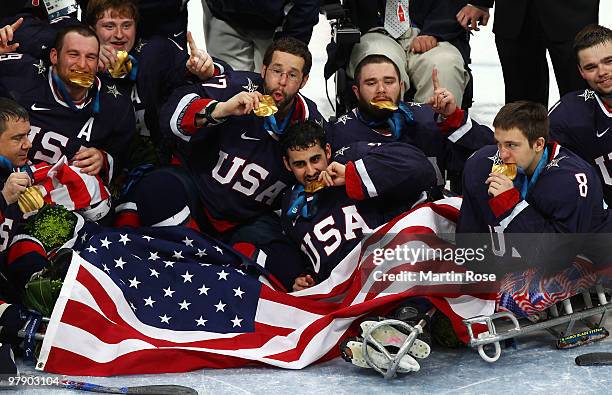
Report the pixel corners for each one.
[31,157,110,216]
[37,197,495,376]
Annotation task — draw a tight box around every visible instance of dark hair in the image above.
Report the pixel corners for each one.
[354,54,401,84]
[574,24,612,58]
[85,0,140,28]
[280,120,327,155]
[0,97,29,135]
[54,25,100,54]
[262,37,312,75]
[493,101,549,145]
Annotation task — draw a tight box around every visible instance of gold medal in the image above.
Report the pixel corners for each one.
[304,180,326,194]
[254,95,278,117]
[18,186,45,214]
[491,163,517,180]
[108,50,133,78]
[68,70,95,88]
[369,100,398,111]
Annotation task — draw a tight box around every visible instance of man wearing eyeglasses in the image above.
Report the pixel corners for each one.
[114,37,324,290]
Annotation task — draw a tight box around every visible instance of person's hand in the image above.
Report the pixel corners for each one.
[486,172,515,197]
[292,274,316,291]
[1,171,31,204]
[410,35,437,54]
[456,5,490,32]
[0,17,23,54]
[186,31,214,81]
[73,147,104,176]
[319,162,346,187]
[98,44,117,72]
[212,91,264,118]
[427,68,457,117]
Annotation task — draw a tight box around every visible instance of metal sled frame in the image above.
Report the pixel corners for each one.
[463,286,612,362]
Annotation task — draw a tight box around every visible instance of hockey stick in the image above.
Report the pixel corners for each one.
[57,380,198,394]
[0,378,198,394]
[575,352,612,366]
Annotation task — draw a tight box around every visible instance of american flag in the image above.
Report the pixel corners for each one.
[37,197,496,376]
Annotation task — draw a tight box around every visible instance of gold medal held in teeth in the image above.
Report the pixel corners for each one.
[369,100,398,111]
[491,163,517,180]
[304,180,326,194]
[18,186,45,214]
[68,70,95,88]
[254,95,278,117]
[108,50,132,78]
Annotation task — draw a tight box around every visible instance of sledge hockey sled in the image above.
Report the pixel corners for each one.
[463,285,612,363]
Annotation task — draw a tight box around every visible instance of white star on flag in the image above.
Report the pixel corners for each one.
[148,252,160,261]
[182,237,193,247]
[196,249,207,257]
[128,277,141,288]
[86,245,97,254]
[143,296,155,307]
[142,235,153,241]
[100,237,112,249]
[118,234,131,245]
[214,301,226,312]
[178,300,191,310]
[114,257,126,269]
[173,250,184,260]
[195,316,207,327]
[159,314,171,324]
[217,270,229,280]
[181,271,193,283]
[233,287,245,298]
[214,246,223,254]
[163,260,174,268]
[198,284,210,295]
[163,287,175,297]
[149,268,160,278]
[231,315,243,328]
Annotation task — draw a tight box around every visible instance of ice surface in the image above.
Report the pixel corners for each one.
[11,3,612,393]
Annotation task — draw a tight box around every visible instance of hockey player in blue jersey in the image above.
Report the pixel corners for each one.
[458,101,611,276]
[0,25,135,182]
[115,37,324,289]
[279,120,436,290]
[327,53,494,194]
[549,24,612,206]
[0,0,224,165]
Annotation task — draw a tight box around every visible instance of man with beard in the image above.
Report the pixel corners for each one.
[328,53,494,194]
[0,25,135,184]
[279,121,436,290]
[115,37,324,290]
[550,24,612,207]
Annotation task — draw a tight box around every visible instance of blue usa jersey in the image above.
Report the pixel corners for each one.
[0,53,136,178]
[280,141,436,282]
[0,169,23,269]
[458,143,611,270]
[160,71,324,224]
[549,89,612,206]
[327,104,494,186]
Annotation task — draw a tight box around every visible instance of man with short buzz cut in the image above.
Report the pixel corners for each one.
[0,98,32,261]
[458,101,610,274]
[279,120,436,291]
[328,52,494,194]
[549,24,612,206]
[0,24,136,186]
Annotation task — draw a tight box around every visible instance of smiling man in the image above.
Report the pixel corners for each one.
[458,101,611,274]
[0,25,135,185]
[550,24,612,206]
